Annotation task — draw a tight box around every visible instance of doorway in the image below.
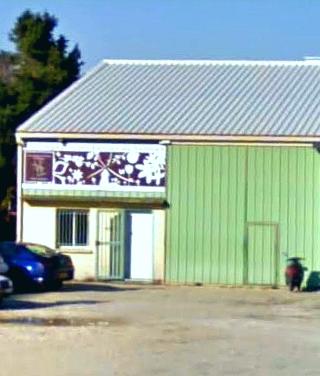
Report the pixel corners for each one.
[245,222,279,287]
[96,210,155,281]
[129,212,154,281]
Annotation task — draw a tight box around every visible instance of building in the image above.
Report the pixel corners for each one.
[15,59,320,288]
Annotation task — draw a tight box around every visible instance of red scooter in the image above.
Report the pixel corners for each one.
[285,257,305,292]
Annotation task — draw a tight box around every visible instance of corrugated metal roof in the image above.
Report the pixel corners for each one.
[17,59,320,138]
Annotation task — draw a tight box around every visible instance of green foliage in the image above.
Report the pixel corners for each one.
[10,10,82,120]
[0,51,17,84]
[0,9,82,219]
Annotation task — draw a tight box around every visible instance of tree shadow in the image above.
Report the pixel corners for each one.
[12,282,141,294]
[61,282,140,293]
[1,298,106,311]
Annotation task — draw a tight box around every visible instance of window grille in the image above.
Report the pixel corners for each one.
[57,209,88,246]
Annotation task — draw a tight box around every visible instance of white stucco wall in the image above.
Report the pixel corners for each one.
[22,203,166,283]
[22,202,56,248]
[22,202,96,280]
[153,210,166,283]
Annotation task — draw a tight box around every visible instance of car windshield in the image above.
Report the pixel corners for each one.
[23,244,57,257]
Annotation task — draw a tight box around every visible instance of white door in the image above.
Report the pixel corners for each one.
[130,213,154,280]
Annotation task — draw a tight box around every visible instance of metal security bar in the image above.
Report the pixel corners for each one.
[57,209,88,246]
[96,210,124,280]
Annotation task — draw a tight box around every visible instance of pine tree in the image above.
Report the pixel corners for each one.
[0,10,82,239]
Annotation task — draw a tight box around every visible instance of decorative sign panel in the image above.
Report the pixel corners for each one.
[23,143,166,192]
[25,153,53,183]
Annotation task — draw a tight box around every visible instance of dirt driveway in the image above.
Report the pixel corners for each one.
[0,283,320,376]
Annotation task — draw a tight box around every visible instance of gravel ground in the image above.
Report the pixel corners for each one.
[0,282,320,376]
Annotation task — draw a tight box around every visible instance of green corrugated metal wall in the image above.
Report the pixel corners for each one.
[166,145,320,286]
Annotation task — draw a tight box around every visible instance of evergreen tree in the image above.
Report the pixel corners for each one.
[10,10,82,123]
[0,10,82,239]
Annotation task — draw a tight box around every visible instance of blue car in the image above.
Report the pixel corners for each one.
[0,242,74,291]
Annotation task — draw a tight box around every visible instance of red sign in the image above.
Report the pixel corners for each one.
[25,153,53,183]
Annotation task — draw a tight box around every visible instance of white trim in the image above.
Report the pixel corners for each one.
[103,58,320,66]
[170,141,313,147]
[16,132,320,143]
[24,141,165,153]
[16,143,24,242]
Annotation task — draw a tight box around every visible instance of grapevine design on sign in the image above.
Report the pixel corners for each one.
[53,151,165,187]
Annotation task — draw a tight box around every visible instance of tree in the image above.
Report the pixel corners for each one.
[0,10,82,238]
[0,51,17,84]
[10,10,82,122]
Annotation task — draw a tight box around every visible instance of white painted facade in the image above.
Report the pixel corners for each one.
[21,202,166,282]
[17,140,167,283]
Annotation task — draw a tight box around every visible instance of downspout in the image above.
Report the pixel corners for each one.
[16,139,24,242]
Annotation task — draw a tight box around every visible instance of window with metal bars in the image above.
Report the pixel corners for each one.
[57,209,88,247]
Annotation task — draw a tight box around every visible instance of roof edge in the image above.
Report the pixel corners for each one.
[103,58,320,66]
[15,131,320,144]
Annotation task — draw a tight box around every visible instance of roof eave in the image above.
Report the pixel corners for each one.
[15,131,320,144]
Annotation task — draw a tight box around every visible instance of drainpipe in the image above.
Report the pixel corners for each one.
[16,139,24,242]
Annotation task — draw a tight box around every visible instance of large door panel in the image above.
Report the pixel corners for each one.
[130,213,154,280]
[246,223,279,286]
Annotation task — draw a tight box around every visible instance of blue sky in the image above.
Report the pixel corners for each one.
[0,0,319,72]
